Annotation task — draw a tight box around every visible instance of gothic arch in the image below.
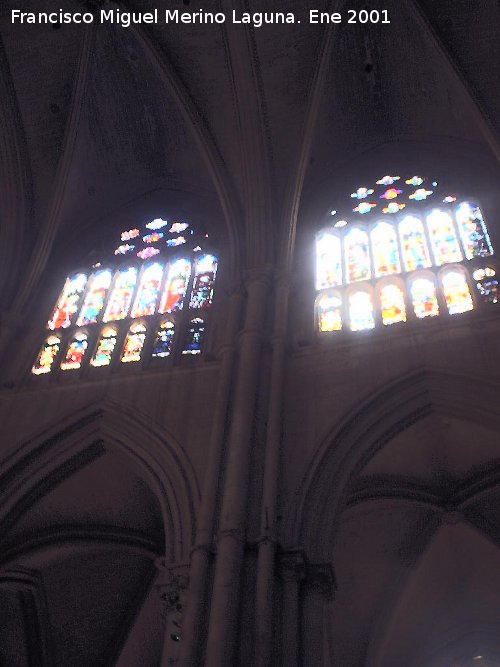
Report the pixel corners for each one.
[0,400,200,563]
[286,367,500,559]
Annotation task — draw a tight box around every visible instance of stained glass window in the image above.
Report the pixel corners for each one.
[473,267,498,304]
[442,271,474,315]
[316,233,342,289]
[60,332,88,370]
[348,291,375,331]
[159,259,191,313]
[316,179,494,334]
[48,273,87,330]
[455,202,493,259]
[76,269,112,326]
[410,277,439,318]
[90,327,118,367]
[317,293,342,332]
[121,323,147,363]
[345,229,371,283]
[399,216,431,272]
[371,222,401,277]
[182,318,205,355]
[426,210,462,266]
[32,335,61,375]
[152,320,175,357]
[190,254,218,309]
[380,284,406,325]
[103,268,138,322]
[130,262,163,318]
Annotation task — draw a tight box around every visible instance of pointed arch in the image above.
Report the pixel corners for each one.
[285,368,500,558]
[0,401,200,562]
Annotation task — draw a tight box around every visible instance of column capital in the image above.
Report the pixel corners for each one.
[243,264,274,290]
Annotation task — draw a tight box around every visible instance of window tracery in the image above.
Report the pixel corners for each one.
[33,216,217,376]
[316,175,496,333]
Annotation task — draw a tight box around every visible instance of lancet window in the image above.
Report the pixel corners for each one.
[316,175,496,333]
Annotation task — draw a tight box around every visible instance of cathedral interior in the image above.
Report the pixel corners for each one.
[0,0,500,665]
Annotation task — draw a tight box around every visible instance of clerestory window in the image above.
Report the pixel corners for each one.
[32,218,218,376]
[315,175,497,333]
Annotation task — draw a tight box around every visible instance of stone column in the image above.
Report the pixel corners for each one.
[204,269,271,667]
[255,270,290,667]
[279,550,307,667]
[179,289,242,667]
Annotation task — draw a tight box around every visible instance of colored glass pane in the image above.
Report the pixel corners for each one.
[353,202,376,214]
[137,247,160,260]
[455,202,493,259]
[159,259,191,313]
[351,187,374,199]
[348,291,375,331]
[442,271,474,315]
[103,268,138,322]
[90,327,117,367]
[32,336,61,375]
[380,188,402,200]
[143,232,164,243]
[121,229,139,241]
[166,236,186,247]
[61,332,88,370]
[406,176,423,186]
[410,278,439,318]
[48,273,87,330]
[399,216,431,272]
[190,254,218,309]
[345,228,371,283]
[426,210,462,266]
[383,203,405,214]
[380,284,406,325]
[152,320,175,357]
[121,323,147,363]
[130,262,163,318]
[182,318,205,355]
[409,188,433,201]
[146,218,169,230]
[316,233,342,289]
[377,175,400,185]
[317,293,342,332]
[114,244,135,255]
[371,222,401,277]
[77,269,112,326]
[169,222,189,233]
